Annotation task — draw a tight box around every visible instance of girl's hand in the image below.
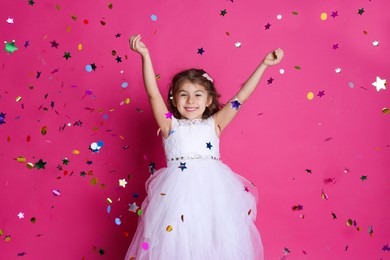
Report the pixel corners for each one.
[129,34,149,56]
[263,48,284,66]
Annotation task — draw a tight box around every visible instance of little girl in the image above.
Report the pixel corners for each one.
[125,34,284,260]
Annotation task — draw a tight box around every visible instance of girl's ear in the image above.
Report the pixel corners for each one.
[206,96,213,107]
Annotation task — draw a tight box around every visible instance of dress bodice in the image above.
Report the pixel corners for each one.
[163,116,220,164]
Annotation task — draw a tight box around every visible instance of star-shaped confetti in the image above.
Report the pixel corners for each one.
[63,52,71,60]
[382,244,390,251]
[331,11,338,18]
[264,23,271,30]
[178,162,187,171]
[98,248,105,256]
[128,202,139,213]
[197,48,205,55]
[244,186,249,192]
[119,178,128,187]
[35,159,47,169]
[115,33,121,38]
[165,111,173,119]
[17,252,26,256]
[360,175,367,181]
[220,9,227,16]
[305,169,312,174]
[335,68,341,73]
[372,76,386,91]
[372,40,379,46]
[292,205,303,211]
[6,17,14,24]
[332,43,339,50]
[0,112,6,125]
[62,158,69,165]
[4,40,18,54]
[28,0,35,6]
[358,8,365,15]
[230,98,241,110]
[206,142,212,150]
[50,40,59,48]
[317,90,325,97]
[115,56,122,63]
[331,212,337,219]
[17,212,25,219]
[267,77,274,84]
[80,171,87,177]
[235,42,242,48]
[24,40,30,48]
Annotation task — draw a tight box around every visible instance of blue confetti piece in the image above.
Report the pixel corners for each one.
[121,82,128,88]
[85,64,92,72]
[151,14,157,21]
[107,205,111,214]
[115,218,121,225]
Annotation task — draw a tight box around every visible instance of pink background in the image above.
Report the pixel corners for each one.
[1,0,389,259]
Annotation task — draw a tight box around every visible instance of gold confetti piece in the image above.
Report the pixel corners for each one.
[90,177,98,185]
[40,126,47,135]
[112,50,117,56]
[108,3,113,9]
[307,92,314,100]
[66,26,71,32]
[72,150,80,155]
[107,198,112,204]
[0,229,3,236]
[294,65,301,70]
[26,162,34,169]
[226,32,230,36]
[320,12,327,20]
[292,11,299,15]
[78,43,82,51]
[382,108,389,114]
[71,15,77,20]
[181,215,184,222]
[160,193,166,196]
[155,74,161,80]
[166,225,173,232]
[100,184,106,189]
[55,4,60,10]
[124,98,131,104]
[16,96,22,102]
[347,219,353,226]
[30,217,36,223]
[16,156,26,163]
[5,235,11,242]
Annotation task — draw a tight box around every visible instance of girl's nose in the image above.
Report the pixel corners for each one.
[187,96,194,104]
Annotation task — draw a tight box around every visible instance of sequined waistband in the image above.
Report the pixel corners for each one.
[167,155,220,162]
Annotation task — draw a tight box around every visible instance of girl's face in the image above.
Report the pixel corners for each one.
[173,82,212,120]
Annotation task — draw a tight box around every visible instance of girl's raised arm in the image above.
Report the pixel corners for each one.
[129,34,171,137]
[213,48,284,135]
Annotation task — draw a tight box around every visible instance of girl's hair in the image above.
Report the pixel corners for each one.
[167,69,221,119]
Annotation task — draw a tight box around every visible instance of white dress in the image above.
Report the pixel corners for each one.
[125,116,263,260]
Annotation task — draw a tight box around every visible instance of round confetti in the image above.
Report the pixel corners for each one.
[166,225,173,232]
[151,14,157,21]
[78,43,82,51]
[121,82,128,88]
[72,150,80,155]
[347,219,353,226]
[279,69,285,74]
[30,217,36,223]
[17,156,26,163]
[277,14,282,20]
[348,82,355,88]
[107,205,111,213]
[83,19,89,24]
[382,108,389,115]
[115,218,121,225]
[124,98,131,104]
[85,64,92,72]
[320,12,327,20]
[142,242,149,250]
[85,89,93,95]
[307,92,314,100]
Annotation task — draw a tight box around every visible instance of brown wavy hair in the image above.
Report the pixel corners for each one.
[167,69,221,119]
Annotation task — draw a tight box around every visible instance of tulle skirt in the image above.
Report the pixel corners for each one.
[125,159,263,260]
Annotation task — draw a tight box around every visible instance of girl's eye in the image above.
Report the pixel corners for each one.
[180,94,187,97]
[196,94,202,97]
